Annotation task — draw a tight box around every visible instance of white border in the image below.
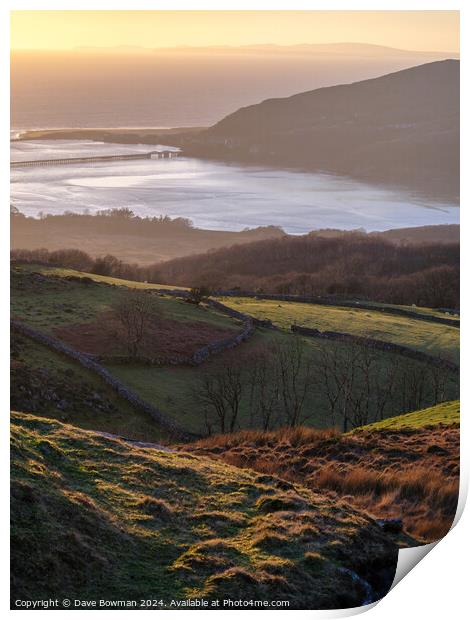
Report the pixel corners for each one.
[2,2,467,618]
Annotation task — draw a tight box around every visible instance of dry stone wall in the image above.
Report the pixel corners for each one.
[11,320,198,440]
[291,325,459,373]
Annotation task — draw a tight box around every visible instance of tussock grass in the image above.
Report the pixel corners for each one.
[11,411,398,609]
[189,402,460,542]
[134,496,175,519]
[194,426,339,451]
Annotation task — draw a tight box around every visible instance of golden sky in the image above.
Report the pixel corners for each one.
[11,10,459,52]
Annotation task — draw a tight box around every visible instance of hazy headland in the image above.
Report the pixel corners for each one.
[11,43,458,130]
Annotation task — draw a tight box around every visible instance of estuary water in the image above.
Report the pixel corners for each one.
[11,139,459,233]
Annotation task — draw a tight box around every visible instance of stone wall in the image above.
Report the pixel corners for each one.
[191,315,254,364]
[92,298,257,367]
[206,298,274,329]
[291,325,459,373]
[11,320,198,441]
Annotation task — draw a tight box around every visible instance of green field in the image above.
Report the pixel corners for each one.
[11,265,233,334]
[218,296,460,364]
[355,300,459,322]
[15,263,188,290]
[11,333,169,442]
[354,400,460,432]
[106,328,458,434]
[11,264,459,437]
[11,411,397,607]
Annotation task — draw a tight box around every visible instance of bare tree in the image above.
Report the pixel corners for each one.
[274,337,313,427]
[194,362,244,434]
[371,354,401,423]
[316,342,402,431]
[247,348,280,430]
[399,361,429,413]
[112,290,160,357]
[428,359,453,406]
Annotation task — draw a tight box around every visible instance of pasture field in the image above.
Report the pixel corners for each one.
[11,333,169,442]
[107,330,458,435]
[15,263,188,290]
[11,265,233,334]
[356,300,459,321]
[354,400,460,431]
[217,296,460,364]
[11,264,459,437]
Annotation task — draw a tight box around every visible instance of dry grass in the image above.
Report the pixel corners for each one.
[309,466,459,539]
[188,409,460,542]
[192,426,339,451]
[11,411,398,608]
[134,496,175,519]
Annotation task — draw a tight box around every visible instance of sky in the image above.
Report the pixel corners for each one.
[11,10,459,53]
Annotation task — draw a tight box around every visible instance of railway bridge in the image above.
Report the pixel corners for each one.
[11,150,181,168]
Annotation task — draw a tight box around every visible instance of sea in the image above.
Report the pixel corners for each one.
[10,137,459,233]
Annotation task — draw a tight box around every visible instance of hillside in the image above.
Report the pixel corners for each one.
[354,400,459,431]
[216,296,460,364]
[12,264,458,436]
[153,233,460,307]
[11,210,284,264]
[176,60,459,200]
[12,44,458,131]
[11,332,170,443]
[189,401,460,541]
[377,225,459,245]
[11,412,398,608]
[11,265,458,441]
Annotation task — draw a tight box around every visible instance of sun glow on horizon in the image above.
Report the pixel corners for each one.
[11,10,459,53]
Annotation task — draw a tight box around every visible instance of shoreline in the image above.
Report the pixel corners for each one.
[11,127,460,213]
[12,126,205,143]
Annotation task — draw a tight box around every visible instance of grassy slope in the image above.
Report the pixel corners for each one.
[11,334,169,442]
[11,412,397,608]
[18,263,188,290]
[189,401,460,542]
[11,265,233,333]
[354,400,460,431]
[11,264,459,435]
[356,300,459,321]
[218,297,459,363]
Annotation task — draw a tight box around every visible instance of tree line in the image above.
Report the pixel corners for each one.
[155,233,459,308]
[11,207,195,235]
[194,339,457,435]
[11,230,459,308]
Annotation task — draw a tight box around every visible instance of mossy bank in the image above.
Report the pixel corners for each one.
[11,412,398,609]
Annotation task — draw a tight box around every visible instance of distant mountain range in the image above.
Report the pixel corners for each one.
[174,60,459,201]
[72,42,458,58]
